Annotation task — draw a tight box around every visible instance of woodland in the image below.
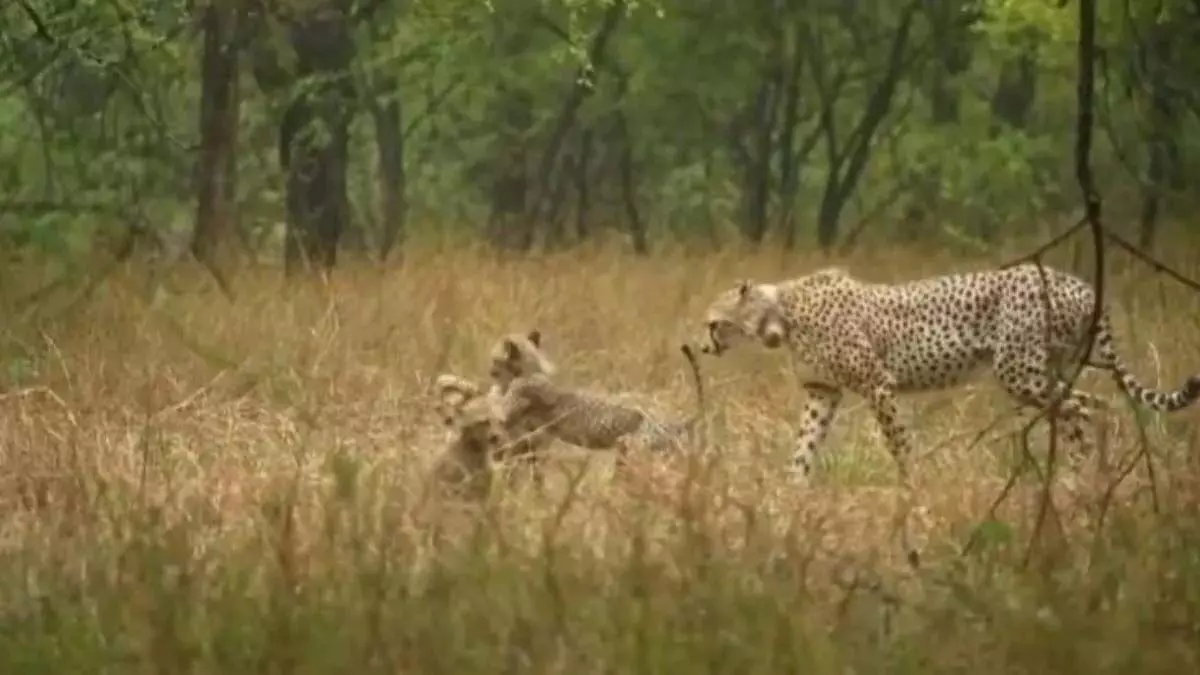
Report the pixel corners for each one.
[1,1,1200,673]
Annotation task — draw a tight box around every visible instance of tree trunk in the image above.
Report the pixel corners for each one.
[574,130,593,242]
[928,0,975,125]
[192,2,242,273]
[742,72,779,244]
[610,70,648,255]
[990,32,1038,132]
[777,19,805,249]
[485,11,534,252]
[280,3,355,276]
[523,0,625,248]
[813,2,918,249]
[739,1,786,245]
[614,110,648,256]
[1137,22,1179,251]
[903,0,976,232]
[372,91,406,262]
[485,85,532,251]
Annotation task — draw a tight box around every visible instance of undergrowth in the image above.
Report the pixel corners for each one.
[1,238,1199,674]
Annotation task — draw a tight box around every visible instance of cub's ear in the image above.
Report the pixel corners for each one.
[737,279,754,299]
[527,329,542,347]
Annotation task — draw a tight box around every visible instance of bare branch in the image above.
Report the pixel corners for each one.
[15,0,56,44]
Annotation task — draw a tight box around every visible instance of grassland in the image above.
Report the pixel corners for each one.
[1,238,1199,674]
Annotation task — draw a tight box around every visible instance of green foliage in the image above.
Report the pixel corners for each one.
[1,0,1198,257]
[0,0,194,256]
[977,0,1076,58]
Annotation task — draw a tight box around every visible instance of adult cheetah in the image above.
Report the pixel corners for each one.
[693,263,1200,480]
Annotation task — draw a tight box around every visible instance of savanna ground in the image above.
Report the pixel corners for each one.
[2,230,1200,674]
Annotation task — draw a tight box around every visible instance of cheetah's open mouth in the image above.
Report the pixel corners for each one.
[701,324,726,356]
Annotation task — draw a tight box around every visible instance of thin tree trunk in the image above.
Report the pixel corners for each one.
[989,32,1038,132]
[485,13,534,252]
[281,3,355,276]
[813,2,918,249]
[522,0,625,247]
[612,103,648,255]
[192,3,242,272]
[743,72,780,244]
[373,92,406,262]
[777,19,805,249]
[574,130,593,242]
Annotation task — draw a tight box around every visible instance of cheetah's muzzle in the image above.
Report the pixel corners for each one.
[702,323,726,356]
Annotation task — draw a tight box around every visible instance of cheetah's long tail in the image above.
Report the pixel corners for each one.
[680,343,707,449]
[1095,316,1200,412]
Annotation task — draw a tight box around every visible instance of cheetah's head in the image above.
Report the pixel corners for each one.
[698,280,789,356]
[488,329,557,390]
[432,373,508,450]
[452,397,509,456]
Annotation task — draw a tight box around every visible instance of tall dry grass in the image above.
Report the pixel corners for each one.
[2,238,1200,673]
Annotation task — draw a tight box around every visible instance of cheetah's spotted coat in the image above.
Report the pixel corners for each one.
[499,345,706,461]
[695,263,1200,479]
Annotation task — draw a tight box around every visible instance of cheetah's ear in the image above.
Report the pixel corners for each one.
[737,279,754,299]
[527,329,542,347]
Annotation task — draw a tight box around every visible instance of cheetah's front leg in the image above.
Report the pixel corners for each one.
[788,383,843,480]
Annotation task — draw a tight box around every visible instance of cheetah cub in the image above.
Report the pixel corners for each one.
[435,370,551,482]
[484,329,561,468]
[498,345,707,463]
[428,373,511,500]
[488,329,557,394]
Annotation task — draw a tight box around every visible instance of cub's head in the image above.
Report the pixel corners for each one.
[697,280,790,356]
[451,396,509,456]
[488,329,557,390]
[433,374,507,447]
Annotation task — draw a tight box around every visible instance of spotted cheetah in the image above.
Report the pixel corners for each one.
[499,345,707,463]
[484,330,560,471]
[428,374,512,500]
[487,329,557,394]
[693,263,1200,480]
